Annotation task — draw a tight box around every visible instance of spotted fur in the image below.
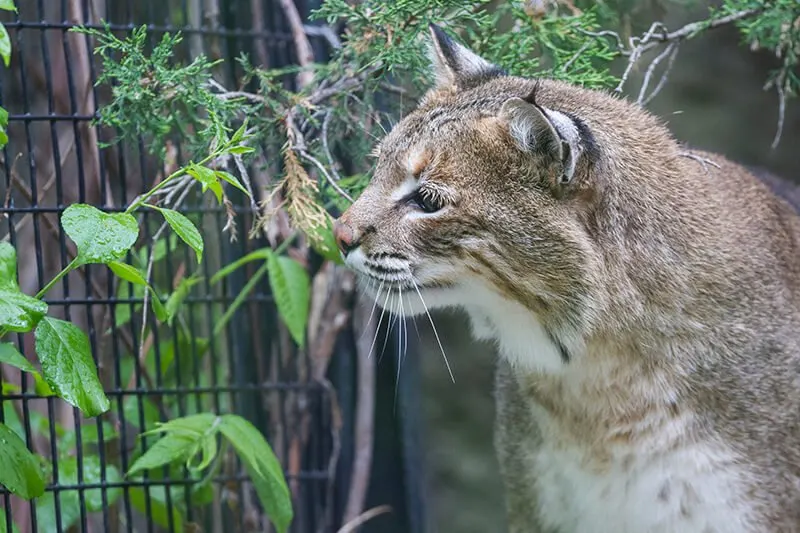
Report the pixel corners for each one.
[337,24,800,532]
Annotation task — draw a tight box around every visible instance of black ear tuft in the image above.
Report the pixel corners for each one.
[427,23,505,90]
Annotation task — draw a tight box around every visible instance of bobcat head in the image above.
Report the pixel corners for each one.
[333,24,736,372]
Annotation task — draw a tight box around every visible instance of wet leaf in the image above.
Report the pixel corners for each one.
[61,204,139,266]
[0,242,48,333]
[149,206,203,263]
[34,317,110,417]
[0,422,45,499]
[0,342,36,374]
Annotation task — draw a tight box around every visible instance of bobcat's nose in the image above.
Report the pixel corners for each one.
[333,219,360,255]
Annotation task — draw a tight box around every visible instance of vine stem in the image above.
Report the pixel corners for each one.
[211,231,298,337]
[34,257,81,299]
[124,149,221,214]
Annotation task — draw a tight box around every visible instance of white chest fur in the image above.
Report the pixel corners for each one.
[458,288,756,532]
[528,430,755,533]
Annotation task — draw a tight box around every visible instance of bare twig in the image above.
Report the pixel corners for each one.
[678,151,721,174]
[303,24,342,50]
[298,150,354,204]
[336,505,392,533]
[770,73,788,150]
[637,42,679,106]
[607,8,762,98]
[278,0,316,89]
[343,294,377,525]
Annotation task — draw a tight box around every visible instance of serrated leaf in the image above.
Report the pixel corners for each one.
[34,317,110,417]
[108,261,148,286]
[0,342,36,374]
[0,243,48,333]
[0,0,16,12]
[0,24,10,68]
[267,254,310,347]
[128,413,220,477]
[61,204,139,266]
[187,164,223,203]
[127,432,198,477]
[149,206,203,263]
[215,170,250,197]
[220,415,292,533]
[0,422,45,499]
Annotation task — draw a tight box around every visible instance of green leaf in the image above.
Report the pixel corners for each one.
[0,507,21,533]
[187,165,223,203]
[267,254,310,347]
[148,206,203,263]
[308,217,344,264]
[0,24,10,68]
[208,180,223,204]
[227,145,255,155]
[0,242,48,333]
[215,170,250,197]
[33,372,55,397]
[164,275,203,325]
[108,261,148,286]
[59,422,119,454]
[0,0,16,12]
[0,422,45,499]
[128,413,219,477]
[149,289,168,323]
[61,204,139,266]
[220,415,292,533]
[34,317,110,417]
[0,342,36,374]
[36,456,122,532]
[209,248,271,285]
[127,432,198,477]
[130,487,184,532]
[0,106,9,128]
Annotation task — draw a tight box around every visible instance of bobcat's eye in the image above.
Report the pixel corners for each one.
[410,189,443,213]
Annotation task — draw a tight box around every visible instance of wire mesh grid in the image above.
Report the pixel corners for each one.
[0,1,340,531]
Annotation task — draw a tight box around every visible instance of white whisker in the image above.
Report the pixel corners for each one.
[412,280,455,383]
[379,288,396,364]
[360,279,384,342]
[369,286,392,359]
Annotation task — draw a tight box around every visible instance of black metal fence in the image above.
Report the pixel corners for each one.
[0,1,425,532]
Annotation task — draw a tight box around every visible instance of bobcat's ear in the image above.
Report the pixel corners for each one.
[427,23,504,90]
[500,91,585,184]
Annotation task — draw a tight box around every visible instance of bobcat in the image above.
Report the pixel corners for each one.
[334,24,800,532]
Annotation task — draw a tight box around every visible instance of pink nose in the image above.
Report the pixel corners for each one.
[333,219,357,254]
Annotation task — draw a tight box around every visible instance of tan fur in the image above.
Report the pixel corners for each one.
[336,26,800,532]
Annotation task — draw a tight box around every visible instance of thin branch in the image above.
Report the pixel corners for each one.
[337,505,392,533]
[771,74,787,150]
[611,8,762,97]
[278,0,315,89]
[343,294,377,525]
[637,42,679,106]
